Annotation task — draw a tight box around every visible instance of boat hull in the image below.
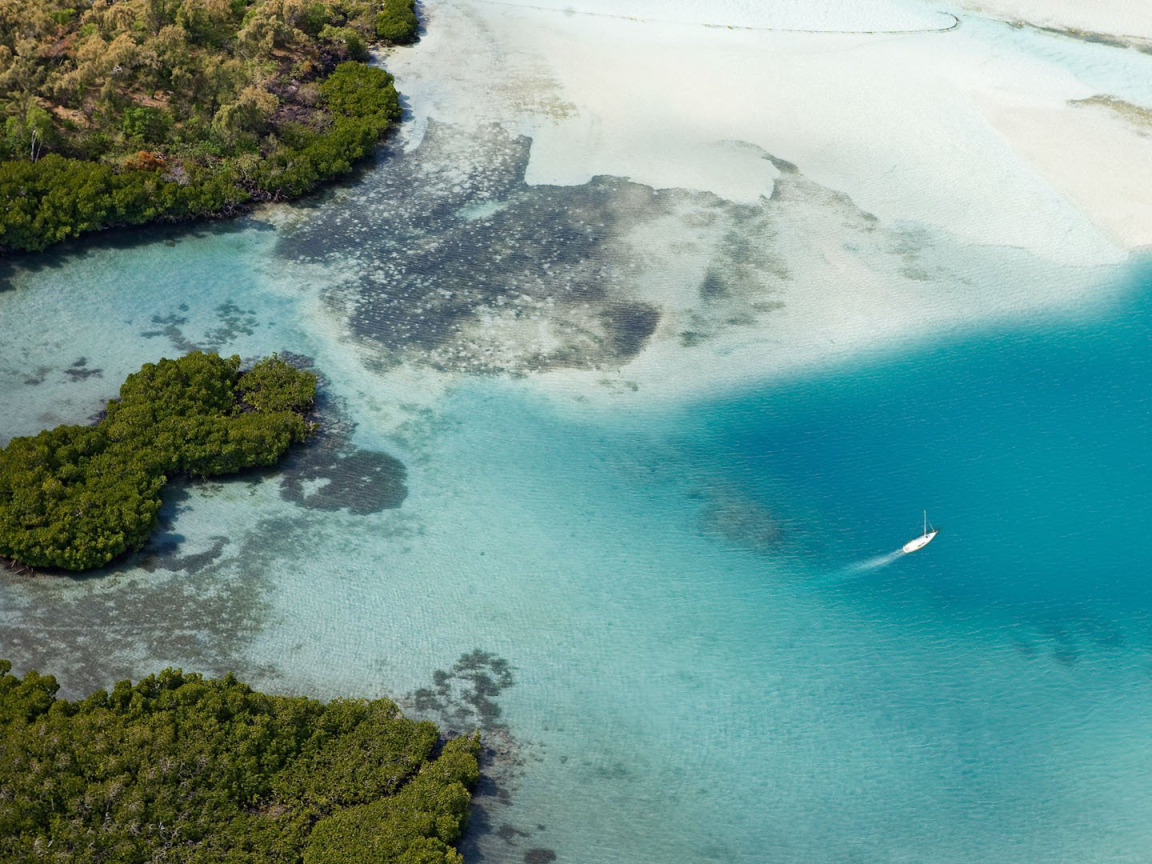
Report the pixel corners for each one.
[902,530,938,554]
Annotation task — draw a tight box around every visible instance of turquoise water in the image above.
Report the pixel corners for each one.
[4,5,1152,859]
[452,268,1152,863]
[2,137,1152,862]
[672,270,1152,617]
[3,232,1151,862]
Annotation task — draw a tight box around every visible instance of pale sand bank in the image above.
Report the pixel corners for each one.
[471,0,951,32]
[979,96,1152,250]
[363,0,1150,407]
[954,0,1152,38]
[391,0,1145,263]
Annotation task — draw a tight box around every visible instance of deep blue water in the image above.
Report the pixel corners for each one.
[671,266,1152,621]
[3,228,1152,862]
[455,263,1152,863]
[6,3,1152,858]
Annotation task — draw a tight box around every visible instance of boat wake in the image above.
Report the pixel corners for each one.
[844,549,906,573]
[807,515,937,588]
[803,548,905,589]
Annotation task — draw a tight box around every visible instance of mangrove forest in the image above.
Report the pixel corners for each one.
[0,351,317,571]
[0,0,418,253]
[0,660,479,862]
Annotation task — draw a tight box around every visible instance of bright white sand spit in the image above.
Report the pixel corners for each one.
[978,95,1152,250]
[376,0,1150,402]
[953,0,1152,38]
[475,0,953,32]
[392,0,1143,264]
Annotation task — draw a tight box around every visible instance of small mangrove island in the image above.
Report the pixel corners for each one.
[0,351,316,571]
[0,660,479,862]
[0,0,418,253]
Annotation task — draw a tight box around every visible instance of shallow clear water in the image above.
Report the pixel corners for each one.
[4,216,1152,861]
[3,15,1152,857]
[437,266,1152,864]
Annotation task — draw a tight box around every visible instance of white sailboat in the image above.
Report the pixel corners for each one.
[902,510,938,554]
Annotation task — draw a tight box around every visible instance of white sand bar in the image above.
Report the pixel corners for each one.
[954,0,1152,38]
[392,0,1152,261]
[379,0,1152,400]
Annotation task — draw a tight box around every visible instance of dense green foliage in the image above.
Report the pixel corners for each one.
[0,660,480,862]
[0,152,246,252]
[0,352,316,570]
[0,0,413,252]
[375,0,418,44]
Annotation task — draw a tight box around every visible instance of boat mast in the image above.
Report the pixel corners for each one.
[923,510,927,537]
